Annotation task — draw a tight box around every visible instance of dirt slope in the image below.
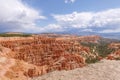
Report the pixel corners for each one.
[32,60,120,80]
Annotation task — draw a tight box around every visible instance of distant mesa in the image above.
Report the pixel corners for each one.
[5,32,24,34]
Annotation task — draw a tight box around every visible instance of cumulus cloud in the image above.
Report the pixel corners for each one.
[82,29,93,32]
[100,28,120,33]
[53,12,93,28]
[65,0,76,3]
[0,0,46,33]
[42,24,63,32]
[1,0,119,34]
[53,8,120,33]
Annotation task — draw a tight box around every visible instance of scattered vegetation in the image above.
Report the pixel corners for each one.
[115,57,120,60]
[85,57,99,64]
[0,33,32,37]
[81,42,114,57]
[81,42,115,63]
[95,43,114,57]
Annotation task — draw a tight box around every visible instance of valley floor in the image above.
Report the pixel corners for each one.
[32,60,120,80]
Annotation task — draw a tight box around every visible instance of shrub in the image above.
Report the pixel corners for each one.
[0,33,32,37]
[85,57,99,64]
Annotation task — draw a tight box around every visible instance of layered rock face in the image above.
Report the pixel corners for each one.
[107,43,120,60]
[78,35,101,43]
[56,35,101,43]
[0,57,43,80]
[0,36,96,79]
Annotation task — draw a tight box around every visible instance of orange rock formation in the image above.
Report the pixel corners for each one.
[0,36,95,79]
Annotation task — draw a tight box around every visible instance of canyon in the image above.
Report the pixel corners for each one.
[0,34,119,80]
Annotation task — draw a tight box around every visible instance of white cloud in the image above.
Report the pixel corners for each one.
[1,0,119,34]
[53,8,120,33]
[82,29,93,32]
[53,12,93,28]
[42,24,63,32]
[65,0,76,3]
[0,0,46,33]
[100,28,120,33]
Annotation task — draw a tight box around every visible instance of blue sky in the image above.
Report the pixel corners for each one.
[0,0,120,34]
[24,0,120,13]
[23,0,120,26]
